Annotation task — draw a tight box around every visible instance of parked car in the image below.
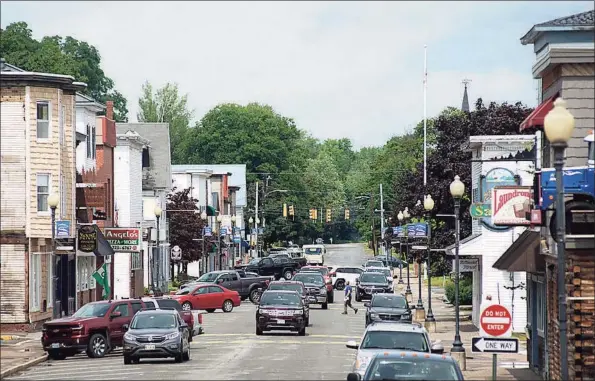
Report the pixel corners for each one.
[374,255,406,269]
[299,265,334,302]
[355,272,393,302]
[256,290,307,336]
[346,321,444,376]
[267,280,310,326]
[268,251,307,268]
[364,294,412,326]
[240,256,300,281]
[172,283,241,313]
[303,244,325,265]
[292,272,329,309]
[122,309,190,364]
[41,299,147,359]
[141,296,203,340]
[194,270,272,302]
[363,259,386,269]
[329,266,364,290]
[365,267,394,287]
[346,351,463,381]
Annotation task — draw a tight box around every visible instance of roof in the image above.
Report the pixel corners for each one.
[262,289,300,294]
[366,321,426,333]
[445,234,482,256]
[136,308,178,315]
[0,58,25,72]
[0,69,87,92]
[521,10,595,45]
[76,92,106,112]
[117,123,172,190]
[269,280,301,284]
[172,164,247,207]
[370,351,456,363]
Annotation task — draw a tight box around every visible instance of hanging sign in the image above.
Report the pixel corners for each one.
[77,225,98,253]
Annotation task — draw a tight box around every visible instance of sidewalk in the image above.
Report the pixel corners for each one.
[0,332,46,379]
[395,274,540,381]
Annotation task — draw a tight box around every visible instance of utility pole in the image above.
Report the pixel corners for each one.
[380,184,385,257]
[255,181,259,257]
[370,193,377,255]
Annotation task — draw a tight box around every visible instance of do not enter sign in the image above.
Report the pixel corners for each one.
[479,304,512,338]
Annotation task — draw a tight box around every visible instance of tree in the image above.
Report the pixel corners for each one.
[167,188,210,275]
[0,22,128,121]
[137,81,194,164]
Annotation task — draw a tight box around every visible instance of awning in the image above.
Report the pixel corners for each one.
[519,96,556,131]
[492,230,543,273]
[94,226,115,256]
[445,234,483,256]
[206,205,216,216]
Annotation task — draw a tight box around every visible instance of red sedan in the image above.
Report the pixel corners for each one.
[172,283,241,313]
[299,266,334,303]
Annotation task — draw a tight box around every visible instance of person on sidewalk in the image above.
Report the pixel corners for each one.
[342,281,358,315]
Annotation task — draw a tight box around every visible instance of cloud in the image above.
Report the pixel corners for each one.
[1,1,590,148]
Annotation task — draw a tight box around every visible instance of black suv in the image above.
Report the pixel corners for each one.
[267,281,310,326]
[355,272,392,302]
[364,294,412,326]
[256,290,307,336]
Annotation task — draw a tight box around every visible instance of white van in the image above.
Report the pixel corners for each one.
[303,244,325,265]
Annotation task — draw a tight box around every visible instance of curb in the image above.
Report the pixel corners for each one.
[0,354,47,379]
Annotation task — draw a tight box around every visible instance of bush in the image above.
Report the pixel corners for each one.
[445,276,473,305]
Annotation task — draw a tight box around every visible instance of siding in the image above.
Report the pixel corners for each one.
[113,253,131,299]
[0,102,27,231]
[0,245,28,323]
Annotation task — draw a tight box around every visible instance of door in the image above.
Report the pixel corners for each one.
[260,258,275,276]
[206,286,225,309]
[190,286,210,310]
[219,273,240,291]
[108,302,131,345]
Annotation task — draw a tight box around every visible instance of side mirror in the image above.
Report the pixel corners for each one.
[110,311,122,319]
[347,373,362,381]
[346,340,359,349]
[363,302,370,308]
[122,324,129,331]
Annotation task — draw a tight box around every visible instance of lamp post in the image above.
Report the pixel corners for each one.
[449,175,466,369]
[249,217,254,257]
[201,211,207,275]
[231,215,237,269]
[403,208,412,303]
[48,193,60,318]
[154,206,162,294]
[216,215,223,270]
[544,97,574,381]
[424,195,436,332]
[415,200,425,320]
[397,211,404,284]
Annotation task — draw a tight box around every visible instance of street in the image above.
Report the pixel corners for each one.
[6,244,370,381]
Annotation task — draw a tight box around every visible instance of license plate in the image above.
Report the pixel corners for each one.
[276,319,285,324]
[317,297,326,301]
[51,343,60,349]
[144,344,156,350]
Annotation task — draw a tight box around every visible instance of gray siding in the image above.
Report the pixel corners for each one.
[562,76,595,168]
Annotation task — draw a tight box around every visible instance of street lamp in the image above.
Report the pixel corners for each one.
[415,204,426,319]
[200,211,207,274]
[544,97,574,381]
[249,217,255,258]
[397,211,404,284]
[48,193,60,318]
[424,195,436,331]
[402,208,412,301]
[154,206,162,294]
[231,215,237,268]
[449,175,466,368]
[216,215,223,270]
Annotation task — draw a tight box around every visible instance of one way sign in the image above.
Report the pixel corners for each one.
[472,337,519,354]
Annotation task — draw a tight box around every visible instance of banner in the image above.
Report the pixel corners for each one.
[92,263,110,299]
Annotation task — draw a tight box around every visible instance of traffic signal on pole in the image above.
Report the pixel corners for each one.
[326,209,332,223]
[309,209,315,220]
[288,205,294,216]
[283,203,287,217]
[314,209,318,221]
[345,208,350,220]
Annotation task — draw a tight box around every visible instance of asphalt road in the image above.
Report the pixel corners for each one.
[7,243,370,381]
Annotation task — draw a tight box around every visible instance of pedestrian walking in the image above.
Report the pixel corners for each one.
[342,281,358,315]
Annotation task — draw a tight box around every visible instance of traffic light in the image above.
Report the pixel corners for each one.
[309,209,316,220]
[313,209,318,221]
[326,208,332,223]
[345,208,350,220]
[283,203,287,218]
[288,205,294,217]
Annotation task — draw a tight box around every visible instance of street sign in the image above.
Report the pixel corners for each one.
[471,337,519,353]
[480,304,513,338]
[412,245,428,250]
[171,245,182,261]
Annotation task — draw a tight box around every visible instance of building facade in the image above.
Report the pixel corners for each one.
[1,63,85,328]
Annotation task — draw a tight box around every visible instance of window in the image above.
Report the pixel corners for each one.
[78,257,89,291]
[47,255,53,307]
[144,301,155,308]
[36,102,49,139]
[131,302,143,314]
[112,303,130,317]
[142,147,150,168]
[193,287,208,295]
[86,124,92,158]
[91,126,96,159]
[60,174,66,218]
[131,252,142,270]
[212,192,219,211]
[89,256,96,289]
[37,174,50,212]
[537,281,546,337]
[59,105,65,145]
[230,273,239,281]
[30,253,41,311]
[207,286,223,294]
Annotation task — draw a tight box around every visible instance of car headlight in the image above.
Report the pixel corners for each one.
[123,332,136,341]
[165,331,180,341]
[356,355,371,371]
[319,287,326,295]
[293,310,303,315]
[401,313,411,319]
[370,313,379,319]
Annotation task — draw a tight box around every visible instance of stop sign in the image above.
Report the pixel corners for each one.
[480,304,512,338]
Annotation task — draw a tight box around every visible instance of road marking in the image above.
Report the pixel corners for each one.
[193,339,351,345]
[200,333,356,338]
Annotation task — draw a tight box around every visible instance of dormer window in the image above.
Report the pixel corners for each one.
[86,124,96,159]
[142,147,150,168]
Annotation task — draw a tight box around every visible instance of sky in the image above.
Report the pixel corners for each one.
[1,1,593,149]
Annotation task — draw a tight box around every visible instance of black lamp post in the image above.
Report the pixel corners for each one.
[424,195,436,330]
[200,211,208,274]
[544,98,574,381]
[154,206,162,294]
[216,215,223,270]
[402,208,412,302]
[449,175,466,369]
[48,193,60,319]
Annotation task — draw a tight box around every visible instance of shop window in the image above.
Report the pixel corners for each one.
[537,281,545,337]
[30,253,42,311]
[131,252,142,270]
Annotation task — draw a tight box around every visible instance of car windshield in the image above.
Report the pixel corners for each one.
[248,258,260,266]
[360,273,388,283]
[366,358,460,380]
[303,267,328,276]
[268,283,303,294]
[368,268,391,277]
[131,313,177,330]
[361,331,429,352]
[175,286,195,295]
[260,292,302,306]
[73,303,111,318]
[304,247,322,254]
[372,295,407,308]
[366,261,384,267]
[197,273,220,282]
[293,274,324,286]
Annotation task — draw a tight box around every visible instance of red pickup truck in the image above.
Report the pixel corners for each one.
[41,297,198,360]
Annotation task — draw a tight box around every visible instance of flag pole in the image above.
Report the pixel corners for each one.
[423,44,428,187]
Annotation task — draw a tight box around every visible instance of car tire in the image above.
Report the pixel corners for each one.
[87,333,108,358]
[283,270,293,280]
[206,309,216,313]
[181,302,192,311]
[256,326,263,336]
[175,352,183,363]
[298,327,306,336]
[48,350,67,360]
[249,288,261,304]
[335,280,345,291]
[355,293,361,302]
[322,302,328,310]
[183,345,190,361]
[306,317,310,326]
[222,299,234,313]
[124,355,132,365]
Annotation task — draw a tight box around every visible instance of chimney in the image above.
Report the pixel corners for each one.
[106,101,114,120]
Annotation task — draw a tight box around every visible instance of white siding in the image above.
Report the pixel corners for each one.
[113,253,131,299]
[75,107,96,173]
[114,146,131,227]
[1,102,27,230]
[0,245,27,323]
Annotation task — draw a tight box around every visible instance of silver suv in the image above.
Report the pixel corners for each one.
[346,321,444,376]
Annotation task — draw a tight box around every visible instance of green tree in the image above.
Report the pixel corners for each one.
[137,81,194,164]
[0,22,128,121]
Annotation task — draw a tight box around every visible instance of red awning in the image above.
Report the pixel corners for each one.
[520,96,555,131]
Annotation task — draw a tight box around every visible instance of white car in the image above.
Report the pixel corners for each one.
[363,259,386,269]
[303,244,325,265]
[329,266,364,290]
[364,267,394,286]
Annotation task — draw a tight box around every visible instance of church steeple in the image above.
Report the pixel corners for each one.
[461,79,471,112]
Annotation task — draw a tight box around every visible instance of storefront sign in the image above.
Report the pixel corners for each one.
[480,168,517,230]
[491,186,533,226]
[78,225,98,253]
[56,220,71,238]
[456,258,479,272]
[470,203,491,219]
[103,228,141,252]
